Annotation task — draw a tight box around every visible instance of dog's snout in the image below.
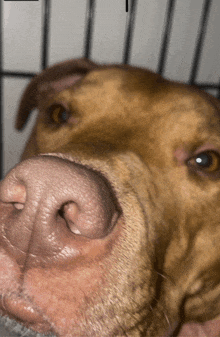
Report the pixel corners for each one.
[0,155,119,265]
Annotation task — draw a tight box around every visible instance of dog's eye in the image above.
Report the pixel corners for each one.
[48,104,70,124]
[188,151,220,172]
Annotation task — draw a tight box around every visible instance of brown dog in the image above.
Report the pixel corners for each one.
[0,58,220,337]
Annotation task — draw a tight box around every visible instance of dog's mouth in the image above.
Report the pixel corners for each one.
[159,269,220,336]
[175,317,220,337]
[153,292,220,337]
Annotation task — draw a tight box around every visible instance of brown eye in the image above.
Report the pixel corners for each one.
[188,151,220,172]
[48,104,70,124]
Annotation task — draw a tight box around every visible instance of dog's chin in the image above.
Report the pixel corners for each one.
[0,315,56,337]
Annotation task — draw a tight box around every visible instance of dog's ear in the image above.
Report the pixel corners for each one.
[15,58,98,131]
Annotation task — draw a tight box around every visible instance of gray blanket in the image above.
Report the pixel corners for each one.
[0,316,55,337]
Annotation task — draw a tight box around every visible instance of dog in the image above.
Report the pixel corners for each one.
[0,58,220,336]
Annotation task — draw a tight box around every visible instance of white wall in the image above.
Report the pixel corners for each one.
[3,0,220,176]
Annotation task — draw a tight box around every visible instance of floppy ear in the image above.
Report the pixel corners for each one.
[15,57,98,131]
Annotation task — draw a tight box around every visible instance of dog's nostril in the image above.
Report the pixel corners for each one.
[13,202,25,210]
[58,202,82,235]
[0,182,26,205]
[63,202,81,235]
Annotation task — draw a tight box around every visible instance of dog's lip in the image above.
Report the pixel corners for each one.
[176,317,220,337]
[0,294,55,334]
[163,285,220,336]
[162,318,220,337]
[0,294,44,325]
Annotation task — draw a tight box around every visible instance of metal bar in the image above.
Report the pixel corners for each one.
[157,0,176,75]
[189,0,212,85]
[217,78,220,99]
[84,0,96,59]
[196,83,220,90]
[2,71,36,78]
[126,0,128,12]
[0,0,3,179]
[123,0,138,64]
[41,0,51,70]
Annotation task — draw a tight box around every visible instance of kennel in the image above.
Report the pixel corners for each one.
[1,0,219,180]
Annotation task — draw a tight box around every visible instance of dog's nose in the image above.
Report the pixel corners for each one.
[0,155,119,266]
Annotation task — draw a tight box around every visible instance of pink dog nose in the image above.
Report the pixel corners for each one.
[0,155,119,266]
